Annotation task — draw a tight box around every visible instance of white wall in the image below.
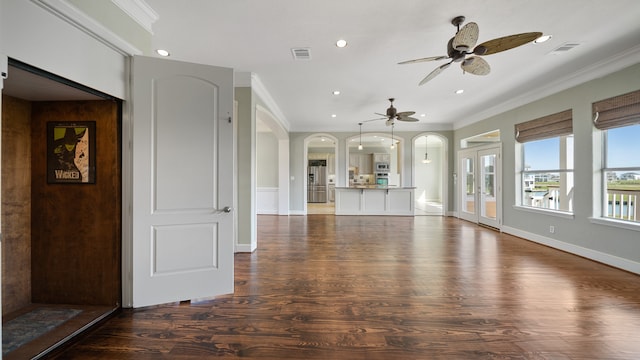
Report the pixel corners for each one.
[415,146,442,202]
[256,131,279,214]
[257,132,279,187]
[0,0,135,99]
[454,62,640,274]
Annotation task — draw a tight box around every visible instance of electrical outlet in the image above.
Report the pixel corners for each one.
[549,225,555,234]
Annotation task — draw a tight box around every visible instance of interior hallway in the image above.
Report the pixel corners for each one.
[53,215,640,359]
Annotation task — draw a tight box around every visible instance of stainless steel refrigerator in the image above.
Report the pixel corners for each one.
[307,166,327,203]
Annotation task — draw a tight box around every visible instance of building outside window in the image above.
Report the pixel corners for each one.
[515,109,574,212]
[593,90,640,223]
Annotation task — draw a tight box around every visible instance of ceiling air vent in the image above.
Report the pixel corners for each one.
[291,47,311,60]
[549,42,581,54]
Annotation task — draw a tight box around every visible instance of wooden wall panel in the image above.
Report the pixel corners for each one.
[1,95,33,315]
[31,100,121,306]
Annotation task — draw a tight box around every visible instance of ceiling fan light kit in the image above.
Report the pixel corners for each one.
[422,135,432,164]
[400,15,542,85]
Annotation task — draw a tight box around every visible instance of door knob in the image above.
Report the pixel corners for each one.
[222,206,232,213]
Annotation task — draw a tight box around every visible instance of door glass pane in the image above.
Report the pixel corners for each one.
[464,157,475,214]
[481,154,497,220]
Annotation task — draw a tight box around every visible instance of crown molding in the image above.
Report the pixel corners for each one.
[453,44,640,130]
[31,0,142,56]
[250,73,290,132]
[110,0,158,34]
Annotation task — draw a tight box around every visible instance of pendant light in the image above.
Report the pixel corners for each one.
[358,122,363,150]
[422,135,432,164]
[390,124,395,149]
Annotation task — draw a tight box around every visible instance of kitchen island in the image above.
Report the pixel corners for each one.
[335,186,415,216]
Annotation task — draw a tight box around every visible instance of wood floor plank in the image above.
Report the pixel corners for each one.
[53,215,640,359]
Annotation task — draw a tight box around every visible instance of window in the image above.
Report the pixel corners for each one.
[516,110,573,212]
[594,90,640,223]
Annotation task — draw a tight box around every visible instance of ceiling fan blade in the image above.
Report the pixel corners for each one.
[452,22,479,51]
[474,32,543,55]
[396,111,416,118]
[396,116,419,122]
[398,55,448,65]
[461,56,490,75]
[418,62,451,86]
[374,112,387,117]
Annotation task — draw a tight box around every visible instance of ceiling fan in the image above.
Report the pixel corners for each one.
[362,98,419,126]
[399,16,542,85]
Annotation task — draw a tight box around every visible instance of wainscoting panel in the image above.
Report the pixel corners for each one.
[257,187,279,214]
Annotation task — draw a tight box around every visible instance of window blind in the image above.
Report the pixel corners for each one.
[592,89,640,130]
[514,109,573,143]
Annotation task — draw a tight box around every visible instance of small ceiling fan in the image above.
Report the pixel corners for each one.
[399,16,542,85]
[362,98,419,126]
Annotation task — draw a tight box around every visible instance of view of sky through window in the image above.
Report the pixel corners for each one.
[607,124,640,168]
[523,137,562,171]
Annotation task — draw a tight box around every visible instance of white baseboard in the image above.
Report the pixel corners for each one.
[447,211,457,217]
[289,210,306,216]
[234,243,255,253]
[502,226,640,275]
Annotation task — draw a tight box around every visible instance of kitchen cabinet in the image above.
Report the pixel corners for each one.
[349,154,358,168]
[359,155,372,174]
[373,153,390,164]
[349,153,372,174]
[308,153,328,160]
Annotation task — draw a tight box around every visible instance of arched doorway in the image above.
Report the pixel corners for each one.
[304,134,338,214]
[413,133,447,215]
[346,132,404,187]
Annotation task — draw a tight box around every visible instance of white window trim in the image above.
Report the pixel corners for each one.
[599,127,640,225]
[513,205,575,219]
[589,216,640,232]
[517,135,574,213]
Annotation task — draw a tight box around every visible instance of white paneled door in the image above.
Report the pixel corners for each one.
[131,56,234,308]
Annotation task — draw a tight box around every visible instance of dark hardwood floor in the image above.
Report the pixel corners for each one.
[53,215,640,359]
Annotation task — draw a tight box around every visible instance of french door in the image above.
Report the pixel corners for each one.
[458,145,501,229]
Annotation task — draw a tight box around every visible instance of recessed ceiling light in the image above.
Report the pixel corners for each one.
[420,114,426,117]
[332,90,341,95]
[455,89,464,94]
[336,39,347,48]
[534,35,552,44]
[156,49,170,57]
[331,114,337,118]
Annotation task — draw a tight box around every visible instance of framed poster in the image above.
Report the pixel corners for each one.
[47,121,96,184]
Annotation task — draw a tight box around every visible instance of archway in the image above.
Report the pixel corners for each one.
[304,133,339,214]
[256,105,289,216]
[346,132,404,187]
[413,133,448,215]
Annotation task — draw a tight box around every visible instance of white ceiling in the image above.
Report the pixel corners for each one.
[146,0,640,133]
